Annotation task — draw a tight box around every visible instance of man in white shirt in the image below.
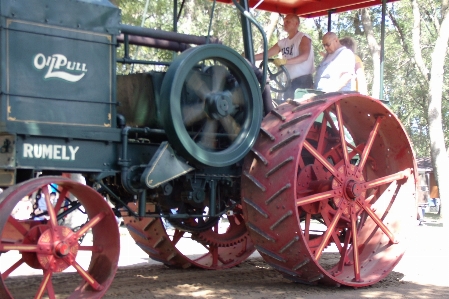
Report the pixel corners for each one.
[255,14,315,100]
[314,32,355,92]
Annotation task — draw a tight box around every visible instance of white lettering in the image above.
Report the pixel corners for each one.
[61,146,70,160]
[33,144,42,158]
[33,53,87,82]
[53,145,62,160]
[22,143,79,161]
[33,54,46,70]
[23,143,33,158]
[53,54,68,69]
[42,144,52,159]
[69,146,79,160]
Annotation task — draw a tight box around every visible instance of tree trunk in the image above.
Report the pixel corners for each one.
[361,8,381,98]
[427,5,449,227]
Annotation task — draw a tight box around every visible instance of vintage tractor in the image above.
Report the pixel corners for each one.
[0,0,416,297]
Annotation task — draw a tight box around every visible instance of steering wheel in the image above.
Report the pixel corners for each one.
[259,59,291,93]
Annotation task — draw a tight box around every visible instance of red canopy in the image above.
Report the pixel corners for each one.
[216,0,397,18]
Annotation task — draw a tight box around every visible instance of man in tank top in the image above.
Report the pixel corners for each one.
[255,14,315,100]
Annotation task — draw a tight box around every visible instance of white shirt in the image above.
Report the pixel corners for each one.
[277,32,315,79]
[314,46,355,92]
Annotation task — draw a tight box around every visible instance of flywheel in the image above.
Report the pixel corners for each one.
[241,93,416,287]
[160,44,263,167]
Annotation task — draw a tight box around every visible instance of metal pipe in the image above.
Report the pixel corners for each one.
[232,0,267,89]
[209,180,217,217]
[139,189,147,217]
[119,24,221,45]
[379,0,387,102]
[117,34,191,52]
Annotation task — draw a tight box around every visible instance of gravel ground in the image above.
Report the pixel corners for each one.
[3,213,448,299]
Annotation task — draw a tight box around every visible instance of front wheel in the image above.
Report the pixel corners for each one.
[0,176,120,298]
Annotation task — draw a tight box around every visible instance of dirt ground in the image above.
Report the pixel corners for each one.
[5,213,449,299]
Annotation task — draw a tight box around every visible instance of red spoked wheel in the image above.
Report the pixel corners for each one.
[242,93,416,287]
[0,176,120,298]
[123,203,254,269]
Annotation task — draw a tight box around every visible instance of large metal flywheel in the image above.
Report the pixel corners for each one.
[160,44,263,167]
[241,93,416,287]
[0,176,120,298]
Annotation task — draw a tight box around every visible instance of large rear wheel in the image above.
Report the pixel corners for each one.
[242,93,416,287]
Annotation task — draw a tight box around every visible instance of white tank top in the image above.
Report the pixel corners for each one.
[277,31,315,79]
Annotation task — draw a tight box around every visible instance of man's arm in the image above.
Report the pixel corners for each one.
[284,36,311,65]
[254,44,281,61]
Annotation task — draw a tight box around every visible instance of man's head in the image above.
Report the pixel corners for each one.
[322,32,341,54]
[283,14,300,33]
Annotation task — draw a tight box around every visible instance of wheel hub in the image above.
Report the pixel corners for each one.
[205,91,232,119]
[55,241,71,257]
[36,226,79,272]
[345,180,362,199]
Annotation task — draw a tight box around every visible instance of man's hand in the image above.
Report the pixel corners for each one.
[273,58,287,67]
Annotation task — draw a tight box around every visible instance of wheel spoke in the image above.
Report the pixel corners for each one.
[0,242,42,252]
[333,143,365,171]
[42,187,57,228]
[219,115,241,140]
[296,187,341,206]
[231,87,244,106]
[335,102,350,166]
[363,169,412,190]
[34,270,53,299]
[1,257,24,280]
[335,229,352,276]
[186,70,210,100]
[72,260,103,291]
[304,213,311,242]
[199,119,218,149]
[78,245,104,253]
[357,117,382,172]
[303,141,341,182]
[183,103,206,126]
[171,229,185,245]
[357,201,397,244]
[6,216,29,236]
[73,211,106,239]
[209,245,219,267]
[211,66,228,92]
[315,207,343,260]
[350,208,362,282]
[321,210,344,253]
[323,110,339,135]
[53,188,68,216]
[316,115,329,154]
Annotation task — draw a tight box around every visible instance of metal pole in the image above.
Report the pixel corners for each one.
[379,0,387,101]
[239,0,255,65]
[173,0,178,32]
[327,10,332,32]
